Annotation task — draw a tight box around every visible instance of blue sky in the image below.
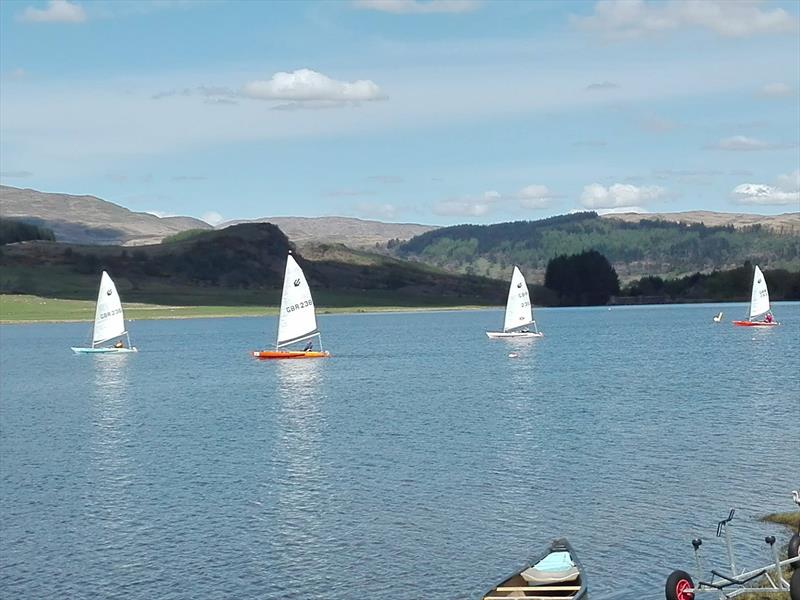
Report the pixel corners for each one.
[1,0,798,226]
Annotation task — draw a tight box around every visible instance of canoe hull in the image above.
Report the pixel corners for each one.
[486,331,543,339]
[481,538,587,599]
[253,350,330,359]
[732,320,779,327]
[71,347,138,354]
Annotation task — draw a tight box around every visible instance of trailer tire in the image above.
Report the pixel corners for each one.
[790,568,799,600]
[789,533,800,568]
[666,569,695,600]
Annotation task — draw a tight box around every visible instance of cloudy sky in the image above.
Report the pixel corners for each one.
[1,0,798,225]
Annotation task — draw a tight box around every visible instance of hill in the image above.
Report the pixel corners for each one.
[0,223,504,307]
[603,211,800,234]
[396,212,800,282]
[0,185,211,246]
[219,216,436,248]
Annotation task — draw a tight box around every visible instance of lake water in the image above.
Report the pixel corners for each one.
[1,303,799,599]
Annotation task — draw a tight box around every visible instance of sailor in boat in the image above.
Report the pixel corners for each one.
[114,340,124,349]
[765,311,774,323]
[303,340,313,352]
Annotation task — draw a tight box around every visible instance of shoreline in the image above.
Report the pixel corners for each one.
[0,295,497,324]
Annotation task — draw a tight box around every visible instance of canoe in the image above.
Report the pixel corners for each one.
[482,538,587,599]
[252,350,330,359]
[71,347,138,354]
[732,320,779,327]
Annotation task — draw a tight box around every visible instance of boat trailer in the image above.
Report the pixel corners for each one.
[665,492,800,599]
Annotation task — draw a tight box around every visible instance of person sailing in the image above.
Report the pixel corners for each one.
[303,340,313,352]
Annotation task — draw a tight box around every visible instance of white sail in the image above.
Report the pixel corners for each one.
[276,254,319,347]
[749,265,770,319]
[92,271,126,345]
[503,266,534,332]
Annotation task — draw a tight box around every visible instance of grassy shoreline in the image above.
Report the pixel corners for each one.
[0,294,495,324]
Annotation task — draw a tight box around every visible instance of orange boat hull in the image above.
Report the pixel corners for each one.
[732,320,778,327]
[252,350,330,359]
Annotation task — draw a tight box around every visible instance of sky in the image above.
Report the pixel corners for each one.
[1,0,799,226]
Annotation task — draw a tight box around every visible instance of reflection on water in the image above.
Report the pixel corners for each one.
[269,360,330,585]
[87,354,140,572]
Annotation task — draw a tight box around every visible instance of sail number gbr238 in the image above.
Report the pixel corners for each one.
[286,299,313,312]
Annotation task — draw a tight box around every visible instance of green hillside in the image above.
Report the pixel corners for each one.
[0,223,505,307]
[396,212,800,281]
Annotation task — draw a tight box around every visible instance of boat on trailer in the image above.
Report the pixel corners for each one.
[486,265,543,339]
[253,252,330,360]
[732,265,778,327]
[71,271,137,354]
[482,538,587,599]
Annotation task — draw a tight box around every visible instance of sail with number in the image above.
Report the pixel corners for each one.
[732,264,778,327]
[93,271,127,345]
[276,254,319,348]
[71,271,137,353]
[486,266,542,338]
[749,265,770,319]
[503,266,533,332]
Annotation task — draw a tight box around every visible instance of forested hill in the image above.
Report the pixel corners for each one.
[0,223,504,307]
[395,212,800,281]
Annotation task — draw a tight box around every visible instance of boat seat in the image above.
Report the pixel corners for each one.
[521,551,579,585]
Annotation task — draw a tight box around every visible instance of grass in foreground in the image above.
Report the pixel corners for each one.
[0,294,492,323]
[734,511,800,600]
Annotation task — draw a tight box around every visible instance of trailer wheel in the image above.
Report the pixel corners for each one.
[666,570,695,600]
[790,567,799,600]
[789,533,800,569]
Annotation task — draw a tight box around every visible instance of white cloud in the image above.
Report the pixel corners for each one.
[596,205,650,215]
[432,186,558,215]
[709,135,782,151]
[517,184,557,209]
[580,182,667,209]
[433,190,500,217]
[573,0,797,39]
[201,211,224,225]
[352,202,401,219]
[732,169,800,206]
[242,69,385,104]
[585,81,620,91]
[19,0,86,23]
[731,184,799,205]
[353,0,481,14]
[776,169,800,192]
[758,82,795,97]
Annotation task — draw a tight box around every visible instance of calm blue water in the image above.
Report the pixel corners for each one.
[1,303,799,599]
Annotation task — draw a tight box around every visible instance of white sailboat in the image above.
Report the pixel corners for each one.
[71,271,137,353]
[253,252,330,359]
[486,266,543,339]
[733,265,778,327]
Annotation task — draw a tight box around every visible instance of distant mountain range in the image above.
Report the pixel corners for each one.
[218,216,436,248]
[0,222,503,307]
[0,186,435,248]
[2,185,798,285]
[0,185,211,245]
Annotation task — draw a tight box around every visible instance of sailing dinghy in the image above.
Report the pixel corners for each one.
[482,538,587,599]
[253,252,330,359]
[71,271,137,353]
[486,265,543,338]
[732,265,778,327]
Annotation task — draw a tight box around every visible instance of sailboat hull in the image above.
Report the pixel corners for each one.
[253,350,330,359]
[486,331,543,339]
[71,347,138,354]
[732,320,779,327]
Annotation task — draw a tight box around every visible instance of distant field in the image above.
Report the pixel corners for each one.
[0,294,492,323]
